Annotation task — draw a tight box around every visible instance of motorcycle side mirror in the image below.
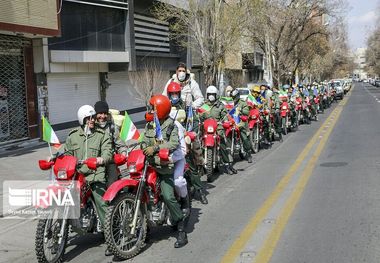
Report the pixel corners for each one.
[84,157,97,170]
[186,131,196,141]
[38,160,54,170]
[114,153,127,166]
[240,116,248,122]
[222,121,231,129]
[158,149,169,161]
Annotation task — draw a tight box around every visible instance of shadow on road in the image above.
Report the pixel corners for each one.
[64,233,105,262]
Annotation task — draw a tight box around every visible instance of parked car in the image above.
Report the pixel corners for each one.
[330,80,344,100]
[236,87,251,101]
[375,79,380,87]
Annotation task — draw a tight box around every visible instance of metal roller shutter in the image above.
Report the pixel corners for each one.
[47,73,100,124]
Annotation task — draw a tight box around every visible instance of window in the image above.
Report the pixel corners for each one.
[49,2,126,51]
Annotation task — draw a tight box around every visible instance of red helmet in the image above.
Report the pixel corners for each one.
[146,95,171,121]
[167,82,181,93]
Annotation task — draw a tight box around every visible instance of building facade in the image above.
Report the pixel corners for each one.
[33,0,187,140]
[0,0,59,144]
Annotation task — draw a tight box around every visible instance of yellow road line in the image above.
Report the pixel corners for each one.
[220,107,340,263]
[253,106,344,263]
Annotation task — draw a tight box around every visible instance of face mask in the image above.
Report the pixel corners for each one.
[83,124,92,135]
[170,94,180,104]
[208,95,216,102]
[178,72,186,82]
[226,91,231,97]
[97,121,107,128]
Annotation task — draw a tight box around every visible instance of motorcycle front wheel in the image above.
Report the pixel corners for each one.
[205,147,215,182]
[104,192,147,260]
[282,117,288,135]
[250,125,260,153]
[35,210,68,263]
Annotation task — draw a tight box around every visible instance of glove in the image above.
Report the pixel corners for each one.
[143,146,155,156]
[96,157,104,165]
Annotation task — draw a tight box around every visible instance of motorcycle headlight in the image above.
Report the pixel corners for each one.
[252,115,257,119]
[282,106,287,110]
[57,169,67,179]
[207,127,214,133]
[128,164,137,173]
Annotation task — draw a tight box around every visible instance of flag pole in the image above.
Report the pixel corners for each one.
[48,142,53,158]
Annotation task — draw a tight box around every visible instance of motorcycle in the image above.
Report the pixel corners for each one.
[311,97,319,121]
[248,106,261,153]
[280,98,290,135]
[295,97,303,127]
[201,118,220,182]
[302,97,312,124]
[103,149,191,260]
[223,118,246,161]
[35,155,100,263]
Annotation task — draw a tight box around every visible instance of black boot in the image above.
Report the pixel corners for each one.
[247,153,253,163]
[180,196,191,217]
[229,164,238,174]
[197,189,208,204]
[224,164,234,175]
[105,248,113,256]
[174,220,188,248]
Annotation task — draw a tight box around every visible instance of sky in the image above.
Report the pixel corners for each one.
[346,0,379,51]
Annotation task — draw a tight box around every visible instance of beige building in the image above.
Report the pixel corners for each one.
[0,0,59,144]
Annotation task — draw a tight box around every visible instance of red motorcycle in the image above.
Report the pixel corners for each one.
[223,118,245,161]
[295,97,303,126]
[202,118,220,182]
[280,97,290,135]
[103,149,191,260]
[35,155,99,263]
[248,106,261,153]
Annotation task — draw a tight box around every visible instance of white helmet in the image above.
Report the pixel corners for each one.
[77,105,96,125]
[225,85,233,96]
[206,85,218,95]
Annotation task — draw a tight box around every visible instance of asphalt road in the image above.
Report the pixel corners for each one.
[1,82,380,263]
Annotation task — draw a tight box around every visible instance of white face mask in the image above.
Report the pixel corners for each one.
[208,95,216,102]
[226,91,231,97]
[98,121,107,128]
[177,72,186,82]
[84,124,92,135]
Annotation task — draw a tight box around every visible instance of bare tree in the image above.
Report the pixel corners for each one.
[365,8,380,77]
[246,0,348,85]
[154,0,250,87]
[128,64,169,105]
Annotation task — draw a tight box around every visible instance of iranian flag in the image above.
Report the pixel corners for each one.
[42,116,61,149]
[220,97,234,110]
[247,94,259,107]
[197,104,211,114]
[279,90,288,101]
[120,112,140,142]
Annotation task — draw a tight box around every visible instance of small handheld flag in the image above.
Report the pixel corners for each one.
[229,107,240,124]
[153,110,163,141]
[120,112,140,142]
[186,105,194,131]
[313,87,318,96]
[247,94,259,107]
[42,116,61,149]
[220,97,235,110]
[198,104,211,114]
[292,88,297,96]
